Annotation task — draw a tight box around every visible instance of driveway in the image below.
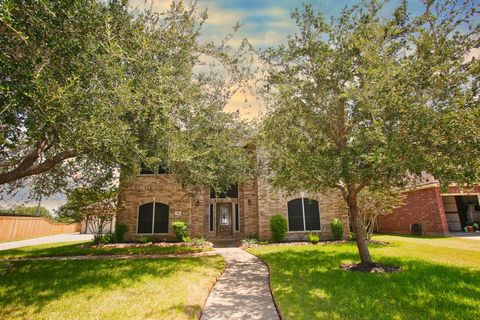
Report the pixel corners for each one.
[449,232,480,241]
[0,233,93,251]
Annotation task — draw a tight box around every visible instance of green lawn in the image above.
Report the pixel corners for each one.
[0,241,211,259]
[0,256,224,320]
[248,235,480,320]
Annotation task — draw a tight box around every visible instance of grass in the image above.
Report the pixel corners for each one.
[0,241,211,260]
[0,256,224,320]
[248,235,480,320]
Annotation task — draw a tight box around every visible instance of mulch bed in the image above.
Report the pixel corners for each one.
[81,241,214,249]
[340,262,402,273]
[242,239,388,249]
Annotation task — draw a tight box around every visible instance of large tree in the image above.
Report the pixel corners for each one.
[0,0,255,198]
[261,0,479,266]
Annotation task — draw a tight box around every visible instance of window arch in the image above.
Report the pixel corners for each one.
[287,198,320,231]
[137,202,169,234]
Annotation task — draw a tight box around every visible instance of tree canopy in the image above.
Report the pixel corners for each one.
[0,0,255,198]
[261,0,479,265]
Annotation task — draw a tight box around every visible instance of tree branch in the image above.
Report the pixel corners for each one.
[0,150,78,185]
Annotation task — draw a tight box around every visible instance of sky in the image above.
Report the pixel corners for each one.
[2,0,478,212]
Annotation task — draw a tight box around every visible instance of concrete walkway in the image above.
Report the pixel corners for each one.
[201,248,280,320]
[0,233,93,251]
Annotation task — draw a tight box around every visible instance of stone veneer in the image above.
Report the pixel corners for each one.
[117,174,349,242]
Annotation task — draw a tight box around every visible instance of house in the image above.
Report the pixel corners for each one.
[378,175,480,235]
[116,156,349,242]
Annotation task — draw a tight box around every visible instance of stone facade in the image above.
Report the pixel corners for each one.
[117,173,350,242]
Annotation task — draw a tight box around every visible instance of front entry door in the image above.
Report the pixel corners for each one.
[216,203,232,236]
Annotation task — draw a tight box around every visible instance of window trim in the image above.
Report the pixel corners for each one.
[287,198,321,232]
[136,202,170,235]
[234,203,240,232]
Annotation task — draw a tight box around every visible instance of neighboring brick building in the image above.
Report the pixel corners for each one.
[378,184,480,235]
[116,164,349,242]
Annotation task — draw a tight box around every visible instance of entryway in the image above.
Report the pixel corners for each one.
[216,203,233,237]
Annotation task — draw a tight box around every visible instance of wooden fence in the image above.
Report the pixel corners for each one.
[0,216,81,241]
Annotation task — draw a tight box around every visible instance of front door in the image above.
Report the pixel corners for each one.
[216,203,232,236]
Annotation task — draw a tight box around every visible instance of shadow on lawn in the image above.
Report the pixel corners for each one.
[0,257,213,319]
[259,249,480,320]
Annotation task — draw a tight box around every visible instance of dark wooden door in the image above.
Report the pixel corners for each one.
[216,203,232,236]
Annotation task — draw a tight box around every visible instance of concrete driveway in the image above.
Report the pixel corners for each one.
[449,232,480,241]
[0,233,93,251]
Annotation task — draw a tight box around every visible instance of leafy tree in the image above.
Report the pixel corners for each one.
[261,0,479,266]
[0,0,255,198]
[0,205,53,219]
[57,188,117,239]
[357,188,405,240]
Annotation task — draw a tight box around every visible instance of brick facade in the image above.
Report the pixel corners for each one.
[378,184,480,235]
[378,186,449,235]
[116,174,350,242]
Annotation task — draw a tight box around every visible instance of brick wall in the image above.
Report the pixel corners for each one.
[378,186,449,235]
[117,174,203,241]
[118,173,349,241]
[257,178,349,241]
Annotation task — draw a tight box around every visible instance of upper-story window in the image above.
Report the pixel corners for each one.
[210,184,238,199]
[139,163,170,175]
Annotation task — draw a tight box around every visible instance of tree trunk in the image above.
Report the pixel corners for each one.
[347,190,373,265]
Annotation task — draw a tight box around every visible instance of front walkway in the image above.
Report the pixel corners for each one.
[201,248,280,320]
[0,233,93,251]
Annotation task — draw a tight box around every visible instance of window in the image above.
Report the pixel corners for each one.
[220,206,229,225]
[235,203,240,232]
[210,184,238,198]
[287,198,320,231]
[209,204,214,232]
[139,163,170,175]
[137,202,169,234]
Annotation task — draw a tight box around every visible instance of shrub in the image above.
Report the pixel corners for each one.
[0,262,13,276]
[191,237,208,246]
[114,223,128,243]
[241,237,258,247]
[270,214,288,242]
[94,233,114,244]
[307,233,320,244]
[331,218,344,240]
[349,232,356,241]
[139,235,154,243]
[172,221,188,242]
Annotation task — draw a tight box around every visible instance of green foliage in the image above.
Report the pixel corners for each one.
[172,221,188,242]
[138,235,154,244]
[270,214,288,242]
[331,219,344,240]
[307,233,320,244]
[0,262,13,276]
[0,206,53,220]
[191,237,208,246]
[114,224,128,243]
[241,237,258,247]
[0,241,210,259]
[0,0,255,199]
[94,233,114,245]
[349,232,356,242]
[261,0,479,263]
[0,256,225,319]
[248,236,480,320]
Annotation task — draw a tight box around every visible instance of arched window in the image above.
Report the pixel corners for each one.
[287,198,320,231]
[137,202,169,234]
